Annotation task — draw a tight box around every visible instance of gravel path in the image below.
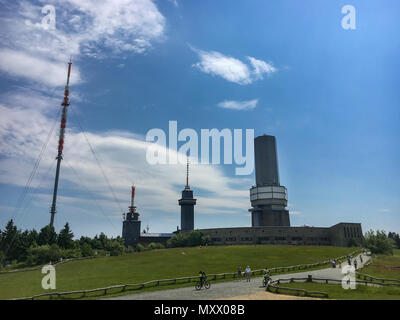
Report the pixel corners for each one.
[104,253,370,300]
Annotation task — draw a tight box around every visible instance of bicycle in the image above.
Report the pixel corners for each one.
[262,272,271,287]
[195,277,211,290]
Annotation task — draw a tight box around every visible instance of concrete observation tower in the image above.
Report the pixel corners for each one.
[178,157,197,231]
[122,186,141,247]
[249,135,290,227]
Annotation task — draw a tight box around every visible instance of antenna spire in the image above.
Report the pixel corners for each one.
[186,155,190,188]
[129,185,136,213]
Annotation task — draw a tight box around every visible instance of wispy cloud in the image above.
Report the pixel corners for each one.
[192,48,252,85]
[0,49,82,87]
[0,90,251,227]
[217,99,258,111]
[168,0,179,7]
[0,0,166,87]
[192,47,277,85]
[247,56,277,80]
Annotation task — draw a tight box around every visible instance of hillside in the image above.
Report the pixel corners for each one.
[0,245,357,299]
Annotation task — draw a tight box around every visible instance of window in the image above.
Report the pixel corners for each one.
[291,237,303,241]
[275,236,286,241]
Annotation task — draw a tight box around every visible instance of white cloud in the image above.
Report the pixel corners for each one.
[192,48,277,85]
[0,49,81,87]
[0,0,166,87]
[217,99,258,111]
[247,56,277,79]
[0,90,251,227]
[193,49,251,85]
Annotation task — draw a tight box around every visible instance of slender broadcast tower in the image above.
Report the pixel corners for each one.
[179,157,197,231]
[49,61,72,227]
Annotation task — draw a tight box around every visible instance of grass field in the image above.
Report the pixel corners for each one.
[361,249,400,280]
[0,245,356,299]
[273,249,400,300]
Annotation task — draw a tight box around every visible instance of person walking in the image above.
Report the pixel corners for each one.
[245,266,251,282]
[354,259,358,270]
[237,266,242,281]
[360,255,363,264]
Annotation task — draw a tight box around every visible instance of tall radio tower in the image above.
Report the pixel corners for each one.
[49,61,72,227]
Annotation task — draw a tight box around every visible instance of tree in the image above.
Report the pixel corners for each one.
[26,244,62,266]
[16,229,38,262]
[37,225,58,246]
[388,232,400,249]
[364,230,395,255]
[167,232,188,248]
[0,219,21,261]
[108,241,124,256]
[80,243,94,257]
[58,223,74,249]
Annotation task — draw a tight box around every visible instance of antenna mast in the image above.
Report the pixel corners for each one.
[49,61,72,227]
[186,155,190,188]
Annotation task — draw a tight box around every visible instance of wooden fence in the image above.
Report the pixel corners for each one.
[266,270,400,298]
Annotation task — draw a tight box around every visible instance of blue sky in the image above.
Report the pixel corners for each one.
[0,0,399,238]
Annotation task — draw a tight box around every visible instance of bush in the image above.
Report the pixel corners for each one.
[61,248,82,259]
[80,243,94,257]
[167,232,188,248]
[167,230,211,248]
[124,246,135,254]
[108,241,124,256]
[136,243,145,252]
[26,244,62,266]
[147,242,165,250]
[364,230,395,255]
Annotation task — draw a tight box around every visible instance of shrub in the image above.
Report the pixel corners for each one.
[108,241,124,256]
[80,243,94,257]
[61,248,82,259]
[167,230,211,248]
[136,243,145,252]
[364,230,394,255]
[147,242,165,250]
[167,232,188,248]
[26,244,62,265]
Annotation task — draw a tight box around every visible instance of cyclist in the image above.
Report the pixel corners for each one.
[263,270,271,287]
[198,270,206,288]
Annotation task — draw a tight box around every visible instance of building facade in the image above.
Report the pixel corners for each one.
[195,223,363,247]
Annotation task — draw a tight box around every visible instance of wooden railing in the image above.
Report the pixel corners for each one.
[266,262,400,299]
[355,272,400,285]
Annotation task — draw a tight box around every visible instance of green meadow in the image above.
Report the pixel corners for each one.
[0,245,356,299]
